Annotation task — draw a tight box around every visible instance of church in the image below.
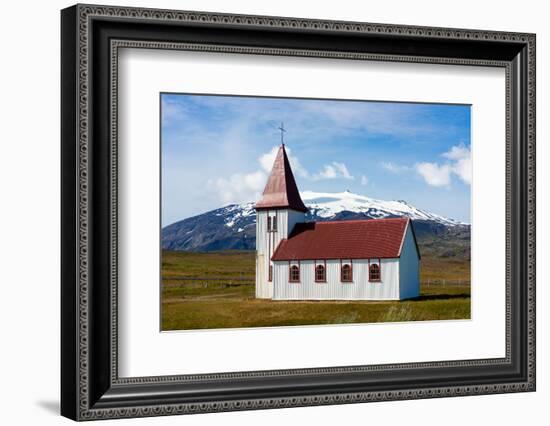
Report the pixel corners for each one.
[255,143,421,301]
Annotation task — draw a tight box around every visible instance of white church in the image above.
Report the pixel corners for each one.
[255,143,421,301]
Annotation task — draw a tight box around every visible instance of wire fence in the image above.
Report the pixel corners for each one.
[162,276,254,289]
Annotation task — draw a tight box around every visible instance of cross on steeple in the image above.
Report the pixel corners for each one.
[278,122,286,146]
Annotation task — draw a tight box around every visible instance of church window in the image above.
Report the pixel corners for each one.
[341,263,353,282]
[369,263,381,282]
[289,264,300,283]
[315,264,326,282]
[267,215,277,232]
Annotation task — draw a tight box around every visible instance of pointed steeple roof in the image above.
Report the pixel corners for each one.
[255,145,308,213]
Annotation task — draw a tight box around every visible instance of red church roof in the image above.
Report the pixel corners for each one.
[272,217,418,261]
[255,144,308,213]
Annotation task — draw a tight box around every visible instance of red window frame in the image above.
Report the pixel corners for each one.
[289,261,300,283]
[340,259,353,283]
[369,260,381,282]
[314,260,327,283]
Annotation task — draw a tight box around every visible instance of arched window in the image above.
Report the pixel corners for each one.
[341,264,352,282]
[289,265,300,283]
[369,264,381,282]
[315,264,326,282]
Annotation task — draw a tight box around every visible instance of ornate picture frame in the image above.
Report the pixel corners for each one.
[61,4,535,421]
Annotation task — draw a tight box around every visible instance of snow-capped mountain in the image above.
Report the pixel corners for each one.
[301,190,465,226]
[161,191,469,254]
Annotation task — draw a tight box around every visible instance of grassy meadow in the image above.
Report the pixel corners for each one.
[161,250,470,331]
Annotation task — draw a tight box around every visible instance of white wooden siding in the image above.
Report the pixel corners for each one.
[255,211,267,298]
[398,224,420,299]
[272,258,400,300]
[255,209,305,299]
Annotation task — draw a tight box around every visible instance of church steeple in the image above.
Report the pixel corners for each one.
[255,144,308,213]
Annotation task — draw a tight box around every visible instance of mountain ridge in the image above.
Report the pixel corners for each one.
[162,191,470,259]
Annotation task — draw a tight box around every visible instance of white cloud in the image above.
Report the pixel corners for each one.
[381,162,410,173]
[258,146,279,173]
[442,144,470,161]
[208,170,266,205]
[452,157,472,185]
[415,162,452,187]
[313,162,354,181]
[258,145,309,178]
[361,175,369,186]
[443,143,471,185]
[299,100,439,138]
[415,144,471,187]
[334,163,354,180]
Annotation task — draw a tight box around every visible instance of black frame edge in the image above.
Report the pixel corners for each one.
[61,4,79,421]
[510,44,536,388]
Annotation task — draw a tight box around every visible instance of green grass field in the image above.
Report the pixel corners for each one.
[161,250,470,331]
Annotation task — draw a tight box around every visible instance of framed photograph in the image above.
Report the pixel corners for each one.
[61,4,536,421]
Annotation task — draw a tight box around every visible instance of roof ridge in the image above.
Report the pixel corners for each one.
[311,217,409,225]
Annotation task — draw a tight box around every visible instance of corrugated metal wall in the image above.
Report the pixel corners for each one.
[255,210,272,299]
[272,258,400,300]
[399,224,421,299]
[256,209,305,298]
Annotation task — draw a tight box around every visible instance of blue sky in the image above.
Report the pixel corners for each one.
[161,93,471,226]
